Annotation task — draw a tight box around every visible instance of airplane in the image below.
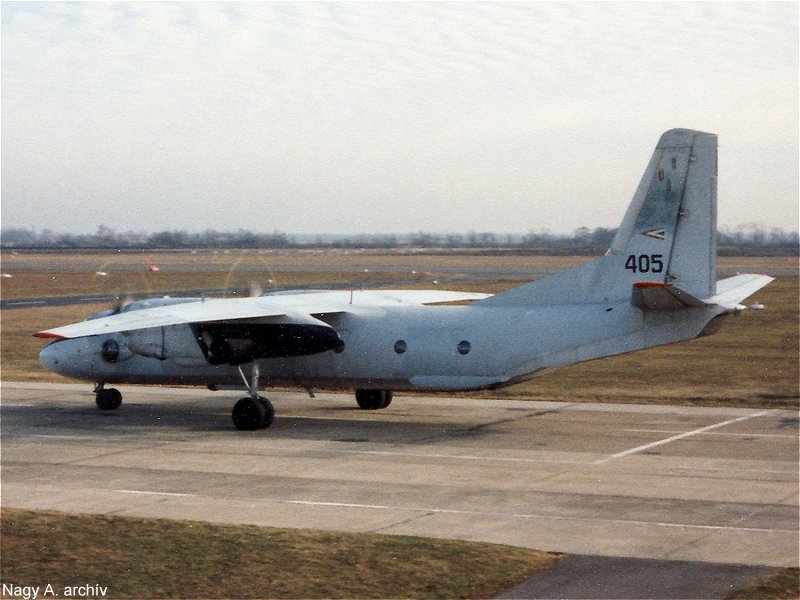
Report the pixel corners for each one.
[35,128,774,431]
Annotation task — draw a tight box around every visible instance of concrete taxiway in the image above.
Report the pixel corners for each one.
[1,382,797,568]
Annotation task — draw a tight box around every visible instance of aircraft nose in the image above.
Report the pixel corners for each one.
[39,340,63,372]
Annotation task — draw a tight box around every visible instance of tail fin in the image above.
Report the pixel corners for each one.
[482,129,718,306]
[611,128,718,298]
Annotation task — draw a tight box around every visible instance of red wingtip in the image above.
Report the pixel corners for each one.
[633,282,672,289]
[33,332,67,339]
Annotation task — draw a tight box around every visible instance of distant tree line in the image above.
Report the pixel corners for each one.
[1,224,797,256]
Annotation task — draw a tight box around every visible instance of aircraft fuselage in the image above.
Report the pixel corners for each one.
[40,299,723,392]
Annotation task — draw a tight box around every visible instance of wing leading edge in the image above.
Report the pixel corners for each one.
[34,289,491,340]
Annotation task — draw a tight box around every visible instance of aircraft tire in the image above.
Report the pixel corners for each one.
[356,389,392,410]
[96,388,122,410]
[232,397,266,431]
[258,397,275,429]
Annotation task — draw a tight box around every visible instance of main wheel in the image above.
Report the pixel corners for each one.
[232,397,267,431]
[96,388,122,410]
[258,397,275,429]
[355,389,393,410]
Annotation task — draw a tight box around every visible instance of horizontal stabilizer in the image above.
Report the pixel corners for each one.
[631,282,707,311]
[707,274,775,309]
[631,274,774,312]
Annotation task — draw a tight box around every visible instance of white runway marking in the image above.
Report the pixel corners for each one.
[327,447,797,474]
[624,428,797,439]
[106,491,795,534]
[246,498,797,534]
[115,489,195,498]
[597,410,772,463]
[30,434,104,441]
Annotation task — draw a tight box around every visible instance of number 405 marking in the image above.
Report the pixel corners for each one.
[625,254,664,273]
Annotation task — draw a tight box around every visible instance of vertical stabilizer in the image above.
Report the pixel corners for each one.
[481,128,718,306]
[609,128,717,299]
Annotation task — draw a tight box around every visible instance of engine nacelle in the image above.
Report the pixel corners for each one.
[126,324,206,361]
[98,334,135,363]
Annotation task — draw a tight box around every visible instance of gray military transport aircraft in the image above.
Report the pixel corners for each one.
[36,129,773,431]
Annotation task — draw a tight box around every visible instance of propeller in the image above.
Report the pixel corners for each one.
[110,289,135,315]
[249,281,263,297]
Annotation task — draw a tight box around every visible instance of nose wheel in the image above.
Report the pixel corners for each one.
[232,362,274,430]
[95,383,122,410]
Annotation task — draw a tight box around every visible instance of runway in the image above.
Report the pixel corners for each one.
[2,382,797,568]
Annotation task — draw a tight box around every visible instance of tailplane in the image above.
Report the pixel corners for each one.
[482,129,720,306]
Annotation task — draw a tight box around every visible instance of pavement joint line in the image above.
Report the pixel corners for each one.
[26,434,127,441]
[326,448,590,465]
[61,442,176,465]
[7,435,795,474]
[94,493,794,535]
[370,511,436,534]
[778,491,800,504]
[595,410,773,464]
[321,448,797,473]
[267,499,800,534]
[662,529,719,561]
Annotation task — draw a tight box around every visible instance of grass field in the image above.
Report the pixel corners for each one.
[0,509,556,599]
[729,568,799,600]
[0,267,430,300]
[2,248,794,270]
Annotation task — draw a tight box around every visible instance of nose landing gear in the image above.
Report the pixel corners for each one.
[94,383,122,410]
[232,362,274,431]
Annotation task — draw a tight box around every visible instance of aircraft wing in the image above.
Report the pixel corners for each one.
[34,289,490,339]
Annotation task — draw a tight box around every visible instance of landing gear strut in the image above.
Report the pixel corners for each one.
[95,383,122,410]
[232,362,274,431]
[355,389,393,410]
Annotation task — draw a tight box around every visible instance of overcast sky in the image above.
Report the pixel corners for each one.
[2,2,797,235]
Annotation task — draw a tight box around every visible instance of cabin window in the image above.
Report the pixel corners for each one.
[666,179,672,191]
[671,157,677,169]
[457,340,471,355]
[658,168,664,181]
[394,340,407,354]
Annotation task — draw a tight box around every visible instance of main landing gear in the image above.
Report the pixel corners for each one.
[355,389,393,410]
[95,383,122,410]
[232,362,275,431]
